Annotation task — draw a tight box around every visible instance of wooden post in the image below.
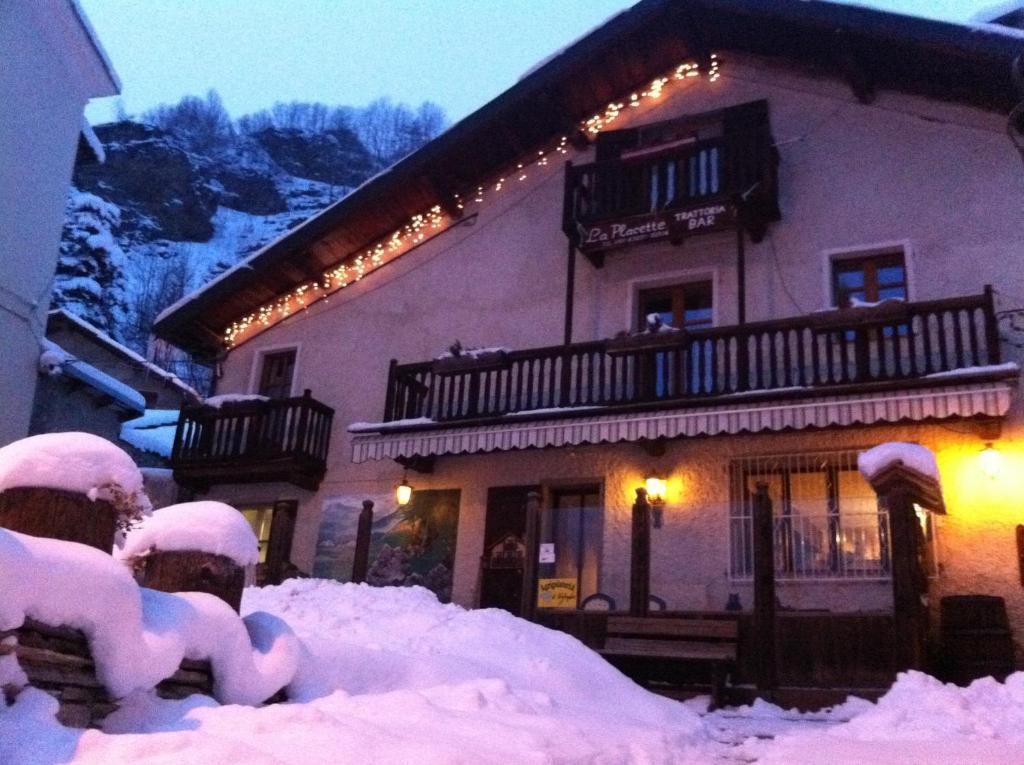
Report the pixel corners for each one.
[630,487,651,617]
[563,237,577,346]
[752,482,777,694]
[886,486,927,670]
[0,487,117,553]
[351,499,374,584]
[736,215,746,326]
[520,490,542,621]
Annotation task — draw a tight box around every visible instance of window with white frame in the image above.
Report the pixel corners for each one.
[727,450,937,581]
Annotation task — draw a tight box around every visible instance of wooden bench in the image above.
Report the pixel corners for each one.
[597,616,738,708]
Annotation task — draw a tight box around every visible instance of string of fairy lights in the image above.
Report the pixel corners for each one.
[222,55,721,347]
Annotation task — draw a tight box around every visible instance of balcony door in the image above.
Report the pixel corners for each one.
[637,280,713,397]
[257,349,296,399]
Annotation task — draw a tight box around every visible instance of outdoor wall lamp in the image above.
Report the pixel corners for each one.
[979,442,1002,480]
[644,474,667,528]
[396,475,413,506]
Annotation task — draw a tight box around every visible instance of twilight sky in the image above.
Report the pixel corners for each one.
[82,0,1006,126]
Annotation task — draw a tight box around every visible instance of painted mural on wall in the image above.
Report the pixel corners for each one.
[313,489,460,603]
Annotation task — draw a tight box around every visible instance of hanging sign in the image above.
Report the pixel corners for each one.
[578,202,735,254]
[538,543,556,563]
[537,577,578,609]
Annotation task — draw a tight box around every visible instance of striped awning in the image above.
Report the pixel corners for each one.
[350,381,1015,463]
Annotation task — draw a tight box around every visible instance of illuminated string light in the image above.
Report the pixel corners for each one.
[222,55,722,346]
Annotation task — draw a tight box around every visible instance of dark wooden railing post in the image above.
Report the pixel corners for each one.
[520,490,542,621]
[885,485,927,671]
[752,482,777,695]
[351,499,374,584]
[983,284,1002,364]
[630,487,651,617]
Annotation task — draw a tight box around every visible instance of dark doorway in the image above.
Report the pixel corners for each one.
[479,485,538,616]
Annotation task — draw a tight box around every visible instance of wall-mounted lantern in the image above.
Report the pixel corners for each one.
[644,473,667,528]
[979,442,1002,480]
[396,475,413,506]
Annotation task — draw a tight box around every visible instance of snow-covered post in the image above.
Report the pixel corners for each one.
[858,443,945,673]
[0,433,149,552]
[117,502,260,612]
[629,487,651,617]
[351,499,374,584]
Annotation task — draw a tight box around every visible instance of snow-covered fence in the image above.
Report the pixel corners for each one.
[0,434,304,728]
[0,619,214,728]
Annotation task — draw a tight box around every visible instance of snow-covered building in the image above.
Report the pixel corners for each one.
[0,0,120,448]
[156,0,1024,698]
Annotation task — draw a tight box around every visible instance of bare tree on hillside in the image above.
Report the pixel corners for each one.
[144,89,235,154]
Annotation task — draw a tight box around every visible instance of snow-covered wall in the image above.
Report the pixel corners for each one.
[208,53,1024,651]
[0,0,119,448]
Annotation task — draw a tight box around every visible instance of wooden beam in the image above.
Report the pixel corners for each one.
[520,490,541,621]
[752,482,777,695]
[833,28,876,104]
[885,485,928,671]
[630,487,651,617]
[351,500,374,584]
[395,455,435,474]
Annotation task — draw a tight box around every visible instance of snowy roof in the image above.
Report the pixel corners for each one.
[153,0,1024,356]
[68,0,121,94]
[117,501,260,566]
[49,309,200,400]
[120,409,180,459]
[39,337,146,414]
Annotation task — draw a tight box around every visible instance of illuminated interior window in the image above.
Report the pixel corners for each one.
[240,505,274,563]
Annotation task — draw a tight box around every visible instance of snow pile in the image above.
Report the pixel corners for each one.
[0,579,708,763]
[740,671,1024,764]
[204,393,269,408]
[0,529,303,705]
[0,433,151,525]
[858,441,940,483]
[117,501,260,567]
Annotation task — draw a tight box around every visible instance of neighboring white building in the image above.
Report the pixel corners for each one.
[0,0,120,447]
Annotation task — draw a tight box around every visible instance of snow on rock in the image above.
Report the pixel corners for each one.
[0,432,151,523]
[858,441,940,483]
[0,529,303,705]
[204,393,269,408]
[117,501,260,567]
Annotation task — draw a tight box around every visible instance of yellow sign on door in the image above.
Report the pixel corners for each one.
[537,577,578,609]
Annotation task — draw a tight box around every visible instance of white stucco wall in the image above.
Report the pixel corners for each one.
[0,0,119,446]
[208,53,1024,652]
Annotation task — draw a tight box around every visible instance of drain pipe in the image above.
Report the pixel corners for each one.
[1009,55,1024,168]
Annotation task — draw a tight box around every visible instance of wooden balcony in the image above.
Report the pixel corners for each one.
[383,289,1007,426]
[172,390,334,491]
[563,125,779,265]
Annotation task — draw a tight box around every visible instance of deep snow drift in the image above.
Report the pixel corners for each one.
[4,578,1024,764]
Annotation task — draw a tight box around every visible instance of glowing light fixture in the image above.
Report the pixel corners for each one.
[645,475,666,505]
[978,442,1002,479]
[396,476,413,506]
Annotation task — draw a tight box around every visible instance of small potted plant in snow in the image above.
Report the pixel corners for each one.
[607,313,685,354]
[0,432,151,552]
[431,340,510,374]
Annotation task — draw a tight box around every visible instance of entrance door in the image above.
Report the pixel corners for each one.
[539,486,603,608]
[479,486,538,615]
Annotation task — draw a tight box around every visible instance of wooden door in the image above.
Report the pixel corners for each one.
[266,500,297,584]
[258,350,296,399]
[479,486,537,615]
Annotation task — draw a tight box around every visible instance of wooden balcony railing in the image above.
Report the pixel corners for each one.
[563,127,779,259]
[172,390,333,491]
[383,289,1004,425]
